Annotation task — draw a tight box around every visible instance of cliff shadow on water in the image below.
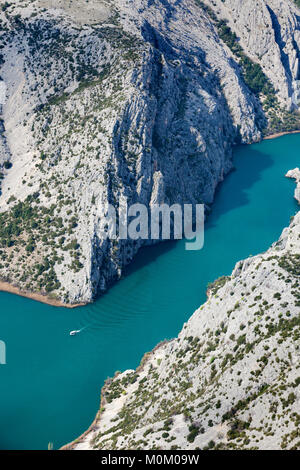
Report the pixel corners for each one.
[121,145,275,281]
[207,146,274,229]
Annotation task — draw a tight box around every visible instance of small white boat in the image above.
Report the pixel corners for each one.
[69,330,81,336]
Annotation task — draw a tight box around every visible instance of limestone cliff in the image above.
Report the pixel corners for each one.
[286,168,300,203]
[0,0,299,304]
[204,0,300,109]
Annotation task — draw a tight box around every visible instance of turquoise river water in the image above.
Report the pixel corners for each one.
[0,134,299,449]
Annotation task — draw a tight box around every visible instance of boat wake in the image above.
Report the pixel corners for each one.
[69,326,89,336]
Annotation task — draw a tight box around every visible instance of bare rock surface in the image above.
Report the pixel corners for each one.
[286,168,300,203]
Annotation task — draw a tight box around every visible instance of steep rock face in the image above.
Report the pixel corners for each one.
[73,208,300,450]
[204,0,300,108]
[0,0,299,304]
[286,168,300,202]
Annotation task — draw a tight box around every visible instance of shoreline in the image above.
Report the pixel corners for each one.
[60,340,170,450]
[60,394,104,450]
[263,129,300,140]
[0,281,86,308]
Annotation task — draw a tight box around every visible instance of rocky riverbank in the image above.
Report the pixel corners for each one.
[0,281,85,308]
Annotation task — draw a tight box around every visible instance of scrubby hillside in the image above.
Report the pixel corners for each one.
[0,0,299,304]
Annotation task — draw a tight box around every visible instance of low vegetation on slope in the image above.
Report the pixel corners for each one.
[197,0,300,136]
[0,4,146,302]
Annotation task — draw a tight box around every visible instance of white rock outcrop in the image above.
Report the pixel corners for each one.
[286,168,300,203]
[204,0,300,109]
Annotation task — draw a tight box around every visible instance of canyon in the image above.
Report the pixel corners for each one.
[1,0,300,304]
